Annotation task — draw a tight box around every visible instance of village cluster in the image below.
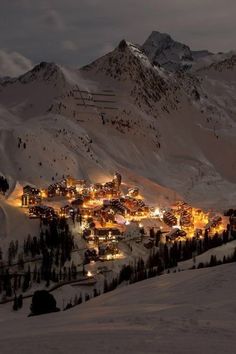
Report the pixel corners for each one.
[19,173,231,260]
[21,173,149,259]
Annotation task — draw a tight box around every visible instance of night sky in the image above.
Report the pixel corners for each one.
[0,0,235,76]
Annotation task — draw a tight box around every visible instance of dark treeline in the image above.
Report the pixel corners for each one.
[100,243,236,300]
[0,219,234,304]
[27,243,236,314]
[0,218,76,299]
[0,176,9,194]
[194,248,236,269]
[149,226,232,269]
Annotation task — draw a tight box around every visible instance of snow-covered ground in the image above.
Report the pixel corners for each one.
[0,34,236,231]
[0,263,236,354]
[0,32,236,352]
[177,239,236,271]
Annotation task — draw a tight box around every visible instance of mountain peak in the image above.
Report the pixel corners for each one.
[142,31,213,72]
[82,39,156,78]
[19,61,63,84]
[148,31,173,44]
[142,31,193,71]
[118,39,129,51]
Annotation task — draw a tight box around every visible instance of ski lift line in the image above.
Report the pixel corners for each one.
[103,107,119,110]
[76,103,96,108]
[75,111,99,115]
[74,97,94,101]
[74,97,117,104]
[93,100,117,104]
[79,91,116,97]
[76,103,119,110]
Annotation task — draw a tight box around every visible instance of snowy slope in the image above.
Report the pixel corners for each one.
[0,263,236,353]
[177,240,236,271]
[0,33,235,231]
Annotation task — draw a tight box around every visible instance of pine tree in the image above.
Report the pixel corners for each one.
[13,296,18,311]
[18,295,23,309]
[103,279,109,293]
[85,293,90,302]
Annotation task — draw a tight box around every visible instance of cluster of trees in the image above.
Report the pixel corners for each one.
[102,251,163,295]
[93,243,236,306]
[29,290,59,316]
[224,209,236,238]
[224,209,236,217]
[83,229,234,304]
[63,293,83,311]
[13,294,23,311]
[0,269,13,297]
[1,216,234,307]
[159,228,231,270]
[18,244,236,315]
[0,218,76,299]
[0,176,9,194]
[7,241,18,265]
[195,247,236,269]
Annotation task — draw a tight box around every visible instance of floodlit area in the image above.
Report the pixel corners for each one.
[14,174,230,245]
[0,172,235,319]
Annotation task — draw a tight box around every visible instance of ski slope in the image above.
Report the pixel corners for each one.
[0,263,236,354]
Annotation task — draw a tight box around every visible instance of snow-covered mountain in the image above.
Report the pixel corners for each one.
[142,31,212,71]
[0,32,236,223]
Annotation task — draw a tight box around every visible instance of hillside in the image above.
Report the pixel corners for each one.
[0,32,236,223]
[0,263,236,353]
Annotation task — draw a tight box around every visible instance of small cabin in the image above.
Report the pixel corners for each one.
[23,185,40,196]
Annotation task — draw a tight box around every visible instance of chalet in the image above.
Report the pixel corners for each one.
[60,205,75,218]
[48,183,67,197]
[180,211,193,227]
[75,179,86,191]
[22,194,41,208]
[66,176,77,187]
[93,183,103,191]
[205,216,222,230]
[128,187,139,198]
[98,242,119,258]
[104,181,115,189]
[23,185,40,196]
[166,228,186,242]
[71,197,84,207]
[29,205,56,219]
[22,193,30,208]
[95,228,122,242]
[22,185,41,208]
[163,210,178,227]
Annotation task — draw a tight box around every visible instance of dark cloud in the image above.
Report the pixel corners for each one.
[0,0,235,75]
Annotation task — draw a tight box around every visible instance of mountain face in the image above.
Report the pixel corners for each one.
[142,31,212,71]
[0,32,236,212]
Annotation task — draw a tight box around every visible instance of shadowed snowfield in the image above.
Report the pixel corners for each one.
[0,263,236,354]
